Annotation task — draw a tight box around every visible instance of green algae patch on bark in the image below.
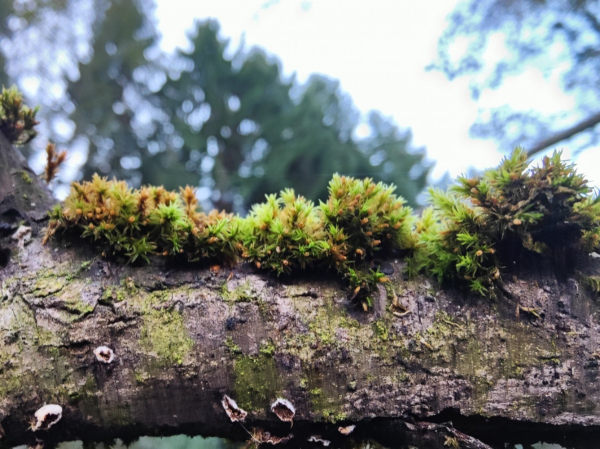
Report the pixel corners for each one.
[137,292,195,366]
[233,355,282,411]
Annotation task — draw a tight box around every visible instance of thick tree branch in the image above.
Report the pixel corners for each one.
[527,111,600,157]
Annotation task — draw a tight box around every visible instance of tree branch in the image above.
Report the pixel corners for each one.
[527,111,600,157]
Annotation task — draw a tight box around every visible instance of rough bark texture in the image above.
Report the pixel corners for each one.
[2,135,600,449]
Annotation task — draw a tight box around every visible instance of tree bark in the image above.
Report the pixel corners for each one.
[2,135,600,449]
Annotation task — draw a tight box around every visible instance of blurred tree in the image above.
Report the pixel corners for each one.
[67,0,196,188]
[433,0,600,157]
[163,20,430,211]
[0,4,430,211]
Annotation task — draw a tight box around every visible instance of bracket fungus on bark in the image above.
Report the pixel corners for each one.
[31,405,62,431]
[221,395,247,423]
[338,425,356,435]
[93,346,115,364]
[270,398,295,426]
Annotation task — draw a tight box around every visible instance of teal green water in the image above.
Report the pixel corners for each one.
[12,435,243,449]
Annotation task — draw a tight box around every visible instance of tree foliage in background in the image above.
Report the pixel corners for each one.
[1,0,430,211]
[433,0,600,156]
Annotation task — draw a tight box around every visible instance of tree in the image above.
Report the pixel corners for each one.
[0,132,598,449]
[162,20,430,211]
[433,0,600,156]
[1,4,429,211]
[66,0,194,189]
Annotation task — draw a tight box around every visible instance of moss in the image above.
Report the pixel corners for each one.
[373,320,389,341]
[20,171,32,184]
[220,280,255,302]
[0,86,39,145]
[225,336,242,355]
[259,340,275,357]
[412,148,600,295]
[233,355,281,411]
[577,271,600,295]
[134,370,150,385]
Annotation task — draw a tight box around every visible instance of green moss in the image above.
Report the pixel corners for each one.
[134,370,150,385]
[411,148,600,295]
[220,280,255,302]
[225,336,242,355]
[233,355,281,411]
[259,340,276,357]
[578,271,600,295]
[0,86,39,145]
[373,320,389,341]
[21,171,32,184]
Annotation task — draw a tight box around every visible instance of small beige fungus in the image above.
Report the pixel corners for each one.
[270,398,295,426]
[222,395,247,422]
[308,436,331,446]
[31,404,62,431]
[11,225,31,250]
[338,425,356,435]
[94,346,115,364]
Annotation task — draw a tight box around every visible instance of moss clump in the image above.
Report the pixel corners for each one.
[373,320,389,341]
[224,336,242,355]
[45,147,600,306]
[240,189,330,274]
[48,174,413,311]
[411,148,600,295]
[239,175,414,310]
[45,175,240,264]
[21,171,32,184]
[259,340,276,357]
[0,86,39,145]
[321,174,415,261]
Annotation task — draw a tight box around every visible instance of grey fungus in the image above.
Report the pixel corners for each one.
[94,346,115,364]
[308,436,331,446]
[222,395,247,422]
[270,398,295,426]
[31,404,62,431]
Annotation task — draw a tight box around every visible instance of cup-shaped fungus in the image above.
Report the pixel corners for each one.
[222,395,247,422]
[270,398,295,426]
[94,346,115,364]
[31,404,62,431]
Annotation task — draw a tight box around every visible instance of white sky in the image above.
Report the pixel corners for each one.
[154,0,600,186]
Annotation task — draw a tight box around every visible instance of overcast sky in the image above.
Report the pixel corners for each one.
[154,0,600,186]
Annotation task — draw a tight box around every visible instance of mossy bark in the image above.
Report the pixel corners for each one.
[2,136,600,449]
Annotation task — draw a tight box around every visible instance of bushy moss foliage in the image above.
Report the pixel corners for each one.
[0,86,39,145]
[320,174,415,262]
[411,148,600,294]
[45,175,240,265]
[46,175,412,310]
[44,148,600,304]
[240,189,329,274]
[237,176,413,308]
